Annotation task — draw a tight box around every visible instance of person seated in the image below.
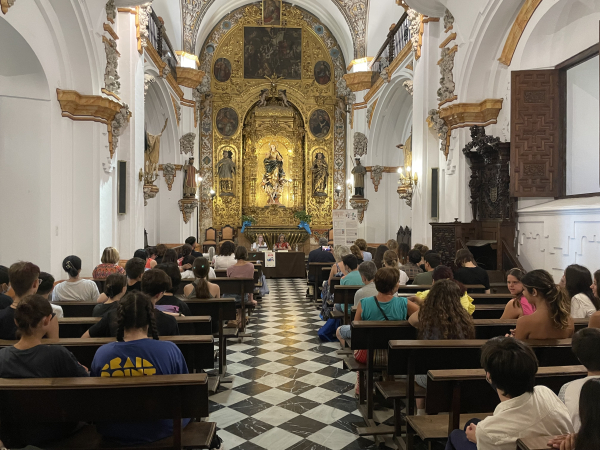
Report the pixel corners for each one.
[397,243,410,265]
[412,266,475,315]
[560,264,598,319]
[417,245,431,271]
[227,246,257,306]
[83,269,179,338]
[350,244,364,265]
[154,244,168,265]
[328,245,351,284]
[408,279,475,415]
[177,244,193,266]
[179,254,197,279]
[92,273,126,317]
[0,265,12,309]
[0,262,59,341]
[333,254,364,314]
[89,292,193,446]
[183,257,220,299]
[52,255,100,302]
[307,237,336,275]
[154,263,191,316]
[445,337,573,450]
[336,267,419,348]
[557,328,600,432]
[501,268,535,319]
[354,239,372,262]
[399,249,424,278]
[0,295,88,447]
[143,246,158,269]
[510,269,574,340]
[212,241,237,270]
[185,236,202,257]
[373,244,389,269]
[251,234,268,251]
[588,269,600,328]
[353,262,378,305]
[274,233,292,251]
[96,257,145,304]
[413,252,441,285]
[382,250,409,285]
[386,239,399,253]
[161,249,191,274]
[453,249,490,294]
[549,378,600,450]
[37,272,63,318]
[92,247,125,279]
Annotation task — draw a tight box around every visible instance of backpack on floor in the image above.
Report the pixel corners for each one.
[318,318,341,342]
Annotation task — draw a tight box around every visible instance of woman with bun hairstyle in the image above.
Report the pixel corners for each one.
[501,268,536,319]
[52,256,100,302]
[92,273,127,317]
[0,294,88,447]
[183,257,220,299]
[382,250,409,285]
[561,264,599,319]
[512,269,574,340]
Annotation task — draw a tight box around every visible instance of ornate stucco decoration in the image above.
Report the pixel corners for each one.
[349,198,369,223]
[102,156,116,174]
[336,77,356,106]
[353,132,368,157]
[407,9,422,59]
[437,46,456,105]
[379,59,390,82]
[443,9,454,31]
[161,63,171,80]
[143,184,159,206]
[427,108,450,159]
[178,198,199,224]
[138,4,151,49]
[180,132,196,155]
[105,0,116,23]
[111,103,131,158]
[159,163,183,191]
[403,80,413,96]
[370,165,384,192]
[1,0,16,14]
[103,37,120,95]
[144,74,155,97]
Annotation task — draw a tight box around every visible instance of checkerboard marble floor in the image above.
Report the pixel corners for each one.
[207,278,397,450]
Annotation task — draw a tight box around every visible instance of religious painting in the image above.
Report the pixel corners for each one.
[309,109,331,139]
[213,58,232,82]
[216,107,239,137]
[244,27,302,80]
[314,61,331,85]
[262,0,281,26]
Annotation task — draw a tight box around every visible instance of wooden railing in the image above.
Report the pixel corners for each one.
[369,12,410,73]
[149,8,177,80]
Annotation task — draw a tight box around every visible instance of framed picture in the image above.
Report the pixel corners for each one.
[262,0,282,26]
[213,58,232,83]
[309,109,331,139]
[314,61,331,85]
[215,107,239,137]
[244,27,302,79]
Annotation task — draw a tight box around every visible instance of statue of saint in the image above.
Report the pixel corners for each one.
[261,143,288,205]
[216,150,236,196]
[144,118,168,182]
[351,157,366,197]
[312,152,328,196]
[182,157,198,198]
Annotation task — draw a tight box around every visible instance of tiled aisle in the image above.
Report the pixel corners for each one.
[208,278,394,450]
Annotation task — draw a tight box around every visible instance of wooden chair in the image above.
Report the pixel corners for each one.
[0,373,216,449]
[219,225,235,247]
[202,227,217,253]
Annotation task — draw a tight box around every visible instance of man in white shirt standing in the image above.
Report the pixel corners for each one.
[445,337,573,450]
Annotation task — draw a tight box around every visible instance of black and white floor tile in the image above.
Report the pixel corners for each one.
[208,278,397,450]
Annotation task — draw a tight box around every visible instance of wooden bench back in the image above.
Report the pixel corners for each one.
[183,298,237,333]
[211,277,254,296]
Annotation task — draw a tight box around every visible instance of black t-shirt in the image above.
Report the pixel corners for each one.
[92,301,119,317]
[308,248,336,263]
[0,345,89,446]
[191,250,202,258]
[156,295,191,316]
[454,266,490,290]
[0,293,13,310]
[87,309,179,338]
[126,281,142,292]
[0,306,17,340]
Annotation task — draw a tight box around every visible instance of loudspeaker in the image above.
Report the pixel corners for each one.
[430,167,439,220]
[118,160,127,215]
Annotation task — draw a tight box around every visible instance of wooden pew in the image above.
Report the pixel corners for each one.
[308,262,333,303]
[517,436,560,450]
[471,304,507,319]
[406,366,586,449]
[58,316,213,339]
[211,277,254,339]
[333,285,361,325]
[397,284,486,294]
[53,301,98,317]
[0,373,216,449]
[470,293,515,304]
[0,336,214,374]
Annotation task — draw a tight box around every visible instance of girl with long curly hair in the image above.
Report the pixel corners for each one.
[513,270,574,340]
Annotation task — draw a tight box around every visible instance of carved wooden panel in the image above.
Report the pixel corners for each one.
[510,70,562,197]
[431,223,457,266]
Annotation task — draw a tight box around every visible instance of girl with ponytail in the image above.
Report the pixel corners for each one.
[90,291,191,445]
[52,255,100,302]
[183,257,220,299]
[561,264,599,318]
[512,269,574,340]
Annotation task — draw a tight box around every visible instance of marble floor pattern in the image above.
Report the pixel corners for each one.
[207,278,397,450]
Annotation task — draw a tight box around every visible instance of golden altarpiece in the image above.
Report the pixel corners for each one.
[202,3,345,243]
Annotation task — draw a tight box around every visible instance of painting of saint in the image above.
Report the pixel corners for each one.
[244,27,301,80]
[213,58,232,83]
[314,61,331,85]
[263,0,281,26]
[309,110,331,139]
[216,108,238,137]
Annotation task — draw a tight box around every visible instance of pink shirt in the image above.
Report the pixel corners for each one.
[227,262,254,278]
[519,296,536,315]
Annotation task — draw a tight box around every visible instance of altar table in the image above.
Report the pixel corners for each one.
[248,251,306,279]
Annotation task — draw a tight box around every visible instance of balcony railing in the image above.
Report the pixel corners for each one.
[370,12,410,74]
[149,8,177,80]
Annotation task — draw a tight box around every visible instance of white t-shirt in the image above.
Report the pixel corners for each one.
[213,254,237,270]
[397,266,409,285]
[570,293,597,319]
[181,267,216,280]
[52,279,99,302]
[559,375,600,431]
[50,303,64,318]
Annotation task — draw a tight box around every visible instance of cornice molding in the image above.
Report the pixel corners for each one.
[368,98,378,128]
[499,0,544,66]
[439,99,504,130]
[176,67,206,89]
[145,40,185,100]
[103,23,119,40]
[346,57,374,71]
[342,71,377,92]
[387,41,413,80]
